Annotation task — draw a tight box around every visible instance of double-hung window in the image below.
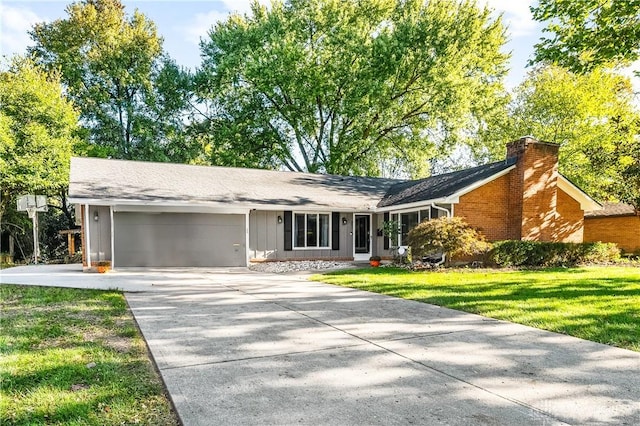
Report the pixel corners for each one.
[294,213,330,248]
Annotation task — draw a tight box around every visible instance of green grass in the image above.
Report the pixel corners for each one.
[313,266,640,352]
[0,285,178,426]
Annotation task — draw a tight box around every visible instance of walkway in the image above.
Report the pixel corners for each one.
[3,265,639,424]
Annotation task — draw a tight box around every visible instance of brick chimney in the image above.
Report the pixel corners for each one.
[506,137,560,241]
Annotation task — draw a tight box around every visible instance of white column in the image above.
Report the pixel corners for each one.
[245,211,250,266]
[110,206,115,269]
[85,204,92,267]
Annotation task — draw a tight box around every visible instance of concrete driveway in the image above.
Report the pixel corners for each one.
[3,265,639,425]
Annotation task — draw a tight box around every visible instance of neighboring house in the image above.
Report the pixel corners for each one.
[584,203,640,254]
[69,137,599,269]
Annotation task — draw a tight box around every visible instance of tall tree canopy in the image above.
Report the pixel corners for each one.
[28,0,193,162]
[481,65,640,208]
[194,0,509,176]
[0,56,80,223]
[531,0,640,73]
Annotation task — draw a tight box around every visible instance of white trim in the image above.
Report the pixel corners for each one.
[110,206,115,269]
[68,197,367,213]
[245,211,250,267]
[112,204,250,215]
[444,165,515,201]
[84,204,91,267]
[376,199,447,213]
[292,212,332,250]
[557,175,600,211]
[353,213,372,261]
[375,165,515,213]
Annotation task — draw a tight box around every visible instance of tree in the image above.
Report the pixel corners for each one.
[29,0,193,162]
[531,0,640,73]
[480,65,640,208]
[407,217,490,260]
[194,0,509,176]
[0,56,80,225]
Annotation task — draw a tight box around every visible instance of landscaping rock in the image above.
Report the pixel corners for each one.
[249,260,355,274]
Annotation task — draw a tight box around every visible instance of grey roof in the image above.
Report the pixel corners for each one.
[378,157,517,207]
[70,156,525,212]
[585,202,637,218]
[69,157,403,211]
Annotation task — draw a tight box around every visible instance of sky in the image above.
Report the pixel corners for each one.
[0,0,637,91]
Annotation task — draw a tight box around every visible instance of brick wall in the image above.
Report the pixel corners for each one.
[506,138,560,242]
[554,188,584,242]
[584,215,640,253]
[455,174,512,241]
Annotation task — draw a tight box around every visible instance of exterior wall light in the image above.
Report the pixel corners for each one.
[342,217,348,225]
[93,211,99,221]
[277,215,283,224]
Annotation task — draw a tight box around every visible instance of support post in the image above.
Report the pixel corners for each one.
[110,206,115,269]
[32,212,39,264]
[85,204,92,267]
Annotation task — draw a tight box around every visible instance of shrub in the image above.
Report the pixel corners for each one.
[489,240,620,267]
[407,217,490,261]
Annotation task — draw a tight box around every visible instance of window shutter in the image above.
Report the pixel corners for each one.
[383,212,390,250]
[332,212,340,251]
[284,211,292,251]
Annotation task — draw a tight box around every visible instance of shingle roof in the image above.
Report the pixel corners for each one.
[69,157,403,211]
[70,156,526,212]
[378,157,517,207]
[585,202,637,218]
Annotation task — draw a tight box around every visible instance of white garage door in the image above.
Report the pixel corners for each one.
[114,212,245,267]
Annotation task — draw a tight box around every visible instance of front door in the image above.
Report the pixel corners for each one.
[353,214,371,261]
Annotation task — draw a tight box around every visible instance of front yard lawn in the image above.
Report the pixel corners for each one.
[0,285,178,425]
[313,266,640,352]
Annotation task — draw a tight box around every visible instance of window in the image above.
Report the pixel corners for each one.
[389,206,452,247]
[400,212,419,246]
[294,213,331,248]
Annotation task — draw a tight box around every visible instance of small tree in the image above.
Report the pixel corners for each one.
[407,217,490,262]
[381,219,400,247]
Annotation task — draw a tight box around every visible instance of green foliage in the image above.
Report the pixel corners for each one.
[489,240,621,267]
[531,0,640,73]
[0,56,79,223]
[29,0,193,162]
[194,0,509,175]
[480,65,640,208]
[407,217,490,259]
[381,219,400,247]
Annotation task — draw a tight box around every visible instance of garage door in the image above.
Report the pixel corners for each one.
[114,212,245,267]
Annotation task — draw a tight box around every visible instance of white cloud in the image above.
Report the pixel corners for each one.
[482,0,539,38]
[182,9,232,45]
[178,0,269,46]
[0,4,46,58]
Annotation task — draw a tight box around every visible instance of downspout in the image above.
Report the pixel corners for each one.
[431,203,450,266]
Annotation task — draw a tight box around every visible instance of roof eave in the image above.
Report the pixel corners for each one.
[67,197,373,213]
[376,164,516,212]
[557,176,601,211]
[375,198,450,213]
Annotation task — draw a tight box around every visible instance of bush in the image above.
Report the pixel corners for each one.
[407,217,490,261]
[489,240,620,267]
